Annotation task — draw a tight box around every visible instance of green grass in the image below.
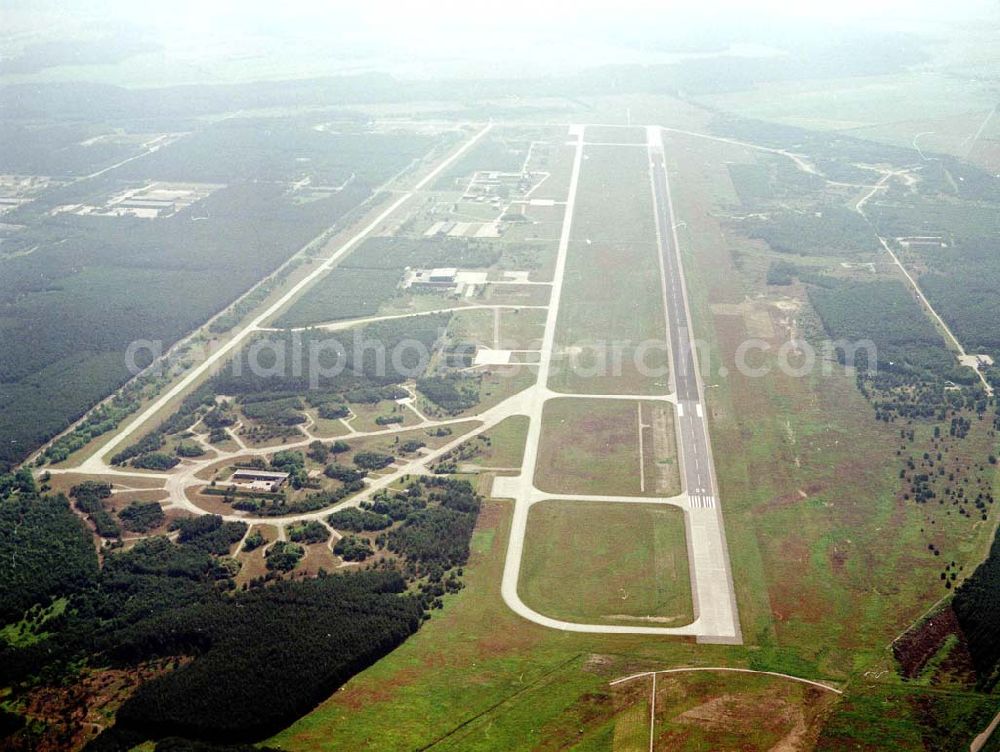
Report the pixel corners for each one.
[648,670,841,750]
[815,682,999,751]
[472,416,529,469]
[664,132,1000,676]
[519,500,693,627]
[0,598,68,647]
[264,97,1000,751]
[549,144,669,394]
[498,308,547,351]
[534,398,678,496]
[268,498,839,751]
[446,309,496,349]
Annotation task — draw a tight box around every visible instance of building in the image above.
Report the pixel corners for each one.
[230,469,289,492]
[429,267,458,283]
[406,267,459,290]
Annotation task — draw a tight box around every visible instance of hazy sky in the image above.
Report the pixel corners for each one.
[3,0,999,84]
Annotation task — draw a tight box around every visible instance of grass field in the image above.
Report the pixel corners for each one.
[446,309,496,349]
[549,142,669,394]
[585,125,649,144]
[498,307,547,351]
[466,415,529,469]
[267,499,708,752]
[268,494,993,751]
[519,500,693,627]
[535,398,679,497]
[698,72,998,136]
[662,129,1000,674]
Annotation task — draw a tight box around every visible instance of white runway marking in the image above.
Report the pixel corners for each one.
[689,494,716,509]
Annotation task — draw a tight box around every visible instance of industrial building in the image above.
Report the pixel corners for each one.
[230,469,289,492]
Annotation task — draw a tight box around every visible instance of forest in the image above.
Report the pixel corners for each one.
[0,179,367,471]
[110,117,436,186]
[744,206,879,256]
[869,194,1000,356]
[953,530,1000,690]
[0,471,485,747]
[0,114,443,471]
[807,278,963,378]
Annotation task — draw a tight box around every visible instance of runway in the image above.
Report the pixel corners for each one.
[648,125,741,643]
[497,124,742,643]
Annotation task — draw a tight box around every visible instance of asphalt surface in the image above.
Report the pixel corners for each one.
[646,126,741,643]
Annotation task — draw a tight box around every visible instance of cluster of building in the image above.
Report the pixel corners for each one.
[52,181,221,220]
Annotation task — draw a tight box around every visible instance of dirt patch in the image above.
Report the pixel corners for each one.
[893,605,975,683]
[676,693,796,734]
[12,658,185,751]
[765,535,825,624]
[829,543,849,574]
[45,473,165,496]
[299,541,340,575]
[475,499,503,529]
[105,489,169,509]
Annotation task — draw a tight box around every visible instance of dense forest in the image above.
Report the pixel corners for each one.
[953,530,1000,690]
[807,278,961,378]
[869,196,1000,356]
[0,472,98,624]
[745,205,879,256]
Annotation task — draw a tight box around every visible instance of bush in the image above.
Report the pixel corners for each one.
[353,452,394,470]
[171,516,247,555]
[318,404,349,420]
[119,501,166,533]
[327,508,392,532]
[333,535,373,562]
[265,541,304,572]
[324,464,367,483]
[270,451,305,471]
[242,531,266,552]
[766,260,797,285]
[176,442,206,458]
[133,452,181,471]
[416,375,479,412]
[288,522,330,545]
